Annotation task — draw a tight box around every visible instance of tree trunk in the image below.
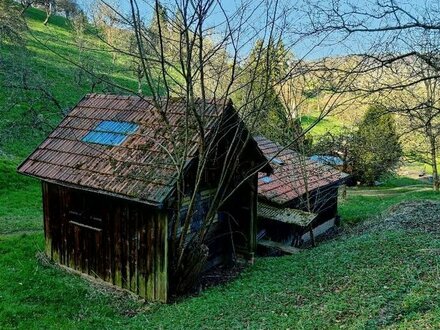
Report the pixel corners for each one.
[429,135,439,191]
[137,78,142,95]
[137,68,142,94]
[43,4,52,26]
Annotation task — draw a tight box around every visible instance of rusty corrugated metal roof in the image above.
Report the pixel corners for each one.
[255,136,348,205]
[18,94,231,206]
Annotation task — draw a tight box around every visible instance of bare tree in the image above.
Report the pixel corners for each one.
[298,0,440,190]
[92,1,122,64]
[380,54,440,191]
[33,0,56,25]
[57,0,79,19]
[24,0,367,294]
[19,0,35,15]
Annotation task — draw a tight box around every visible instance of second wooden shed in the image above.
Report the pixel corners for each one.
[255,136,348,249]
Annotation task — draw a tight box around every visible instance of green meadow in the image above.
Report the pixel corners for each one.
[2,8,440,329]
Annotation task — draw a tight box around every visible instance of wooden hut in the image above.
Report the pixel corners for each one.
[18,94,271,302]
[254,136,348,250]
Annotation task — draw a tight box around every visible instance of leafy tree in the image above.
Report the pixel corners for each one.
[350,105,402,185]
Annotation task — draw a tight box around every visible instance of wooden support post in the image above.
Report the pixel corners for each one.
[249,175,258,254]
[309,224,316,247]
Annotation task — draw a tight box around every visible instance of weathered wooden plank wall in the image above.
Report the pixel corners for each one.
[219,177,255,260]
[42,181,168,302]
[286,184,339,226]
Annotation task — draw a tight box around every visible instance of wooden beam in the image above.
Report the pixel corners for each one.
[258,239,300,255]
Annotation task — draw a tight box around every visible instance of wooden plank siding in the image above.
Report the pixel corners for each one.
[42,181,168,302]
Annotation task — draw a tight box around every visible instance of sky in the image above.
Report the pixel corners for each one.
[77,0,437,60]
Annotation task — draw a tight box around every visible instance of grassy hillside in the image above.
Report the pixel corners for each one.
[3,153,440,327]
[3,203,440,328]
[0,8,143,236]
[4,8,440,329]
[1,8,141,158]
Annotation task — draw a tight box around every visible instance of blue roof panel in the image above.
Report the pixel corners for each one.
[271,157,284,166]
[82,131,127,146]
[82,120,139,146]
[260,176,273,183]
[95,121,139,134]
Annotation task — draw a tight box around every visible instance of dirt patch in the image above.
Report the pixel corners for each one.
[200,263,246,290]
[356,200,440,235]
[302,226,343,248]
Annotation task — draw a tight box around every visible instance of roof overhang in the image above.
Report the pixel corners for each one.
[23,175,164,209]
[258,203,317,227]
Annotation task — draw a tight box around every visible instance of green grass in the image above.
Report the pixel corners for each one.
[2,226,440,328]
[380,175,424,188]
[4,8,440,329]
[301,114,344,137]
[339,176,440,225]
[2,174,440,329]
[0,158,42,235]
[0,234,140,329]
[0,8,144,158]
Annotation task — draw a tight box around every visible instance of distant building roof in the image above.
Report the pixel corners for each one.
[18,94,266,206]
[255,136,348,205]
[310,155,344,167]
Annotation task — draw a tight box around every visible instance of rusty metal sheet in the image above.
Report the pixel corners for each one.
[18,94,229,206]
[255,136,349,205]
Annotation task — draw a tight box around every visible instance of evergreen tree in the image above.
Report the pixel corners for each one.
[350,105,402,185]
[238,39,292,140]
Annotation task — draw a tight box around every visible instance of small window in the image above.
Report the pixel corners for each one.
[82,120,139,146]
[260,176,273,183]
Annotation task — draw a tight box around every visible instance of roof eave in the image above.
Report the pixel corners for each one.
[18,171,165,209]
